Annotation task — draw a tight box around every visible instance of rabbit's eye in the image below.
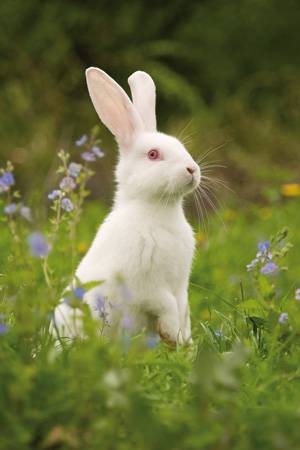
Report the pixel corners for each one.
[148,149,160,160]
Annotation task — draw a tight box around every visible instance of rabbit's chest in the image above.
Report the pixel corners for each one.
[135,222,195,284]
[77,208,195,289]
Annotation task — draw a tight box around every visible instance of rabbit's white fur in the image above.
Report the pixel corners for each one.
[53,68,200,345]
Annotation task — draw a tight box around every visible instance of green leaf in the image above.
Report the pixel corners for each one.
[237,299,266,317]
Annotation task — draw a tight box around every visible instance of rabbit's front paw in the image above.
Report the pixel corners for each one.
[156,317,183,348]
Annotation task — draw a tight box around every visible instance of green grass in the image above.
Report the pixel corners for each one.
[1,197,300,450]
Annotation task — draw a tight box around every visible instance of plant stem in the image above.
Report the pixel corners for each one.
[42,257,52,288]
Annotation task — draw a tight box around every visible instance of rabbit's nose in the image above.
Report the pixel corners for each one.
[186,167,196,175]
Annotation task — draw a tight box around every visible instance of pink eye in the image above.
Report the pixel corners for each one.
[148,149,160,160]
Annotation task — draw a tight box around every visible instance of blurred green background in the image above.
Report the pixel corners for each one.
[0,0,299,205]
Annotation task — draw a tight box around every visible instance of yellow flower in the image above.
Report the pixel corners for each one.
[77,242,88,254]
[281,183,300,197]
[195,231,205,244]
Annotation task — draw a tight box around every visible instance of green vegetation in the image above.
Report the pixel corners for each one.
[1,1,300,448]
[1,149,300,449]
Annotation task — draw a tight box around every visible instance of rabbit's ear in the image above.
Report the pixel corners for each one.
[86,67,143,147]
[128,71,157,132]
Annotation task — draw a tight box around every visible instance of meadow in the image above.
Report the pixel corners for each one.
[1,1,300,448]
[0,131,300,450]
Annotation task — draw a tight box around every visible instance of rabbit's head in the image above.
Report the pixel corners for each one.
[86,68,200,201]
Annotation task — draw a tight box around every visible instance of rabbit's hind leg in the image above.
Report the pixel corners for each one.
[155,292,182,347]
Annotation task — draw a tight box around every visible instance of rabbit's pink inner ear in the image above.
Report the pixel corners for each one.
[86,67,143,147]
[128,71,157,132]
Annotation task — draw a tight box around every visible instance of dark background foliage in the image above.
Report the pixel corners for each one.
[0,0,299,202]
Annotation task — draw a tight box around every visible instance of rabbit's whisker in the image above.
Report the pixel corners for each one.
[200,162,227,170]
[201,175,234,193]
[196,140,232,165]
[198,157,224,165]
[177,120,194,141]
[193,188,209,235]
[196,184,226,231]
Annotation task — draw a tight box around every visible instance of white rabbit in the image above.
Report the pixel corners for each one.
[52,68,201,346]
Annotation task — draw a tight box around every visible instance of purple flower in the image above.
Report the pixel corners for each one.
[48,190,61,200]
[91,146,105,158]
[28,232,50,257]
[68,162,82,178]
[73,287,85,300]
[61,198,74,212]
[75,134,88,147]
[295,289,300,301]
[3,172,14,185]
[247,239,275,272]
[0,173,14,193]
[257,252,273,264]
[94,296,105,312]
[257,242,273,264]
[0,180,9,193]
[0,171,15,188]
[0,322,9,335]
[146,334,160,349]
[258,241,270,253]
[81,151,96,162]
[278,312,288,324]
[59,176,76,192]
[120,315,132,330]
[4,203,17,214]
[215,329,222,337]
[261,262,278,275]
[20,206,31,221]
[94,291,108,320]
[0,171,14,193]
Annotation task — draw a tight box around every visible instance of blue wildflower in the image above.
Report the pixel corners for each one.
[94,295,105,312]
[0,322,9,335]
[61,198,74,212]
[28,232,50,257]
[91,145,105,159]
[20,206,31,221]
[48,190,61,201]
[261,262,278,275]
[59,176,76,192]
[295,289,300,301]
[247,239,275,272]
[75,134,88,147]
[146,334,160,349]
[81,151,96,162]
[258,241,270,253]
[0,179,9,193]
[278,312,288,324]
[68,162,82,178]
[215,329,222,337]
[1,171,14,186]
[257,241,273,264]
[4,203,17,214]
[94,291,108,320]
[73,287,85,300]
